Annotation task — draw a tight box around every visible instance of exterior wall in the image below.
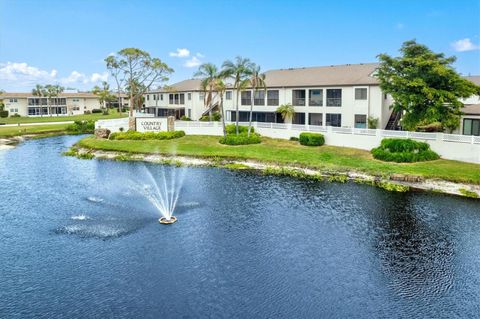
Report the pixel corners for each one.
[3,98,28,116]
[144,91,216,120]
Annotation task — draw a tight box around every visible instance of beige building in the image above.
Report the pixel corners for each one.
[457,76,480,136]
[0,92,129,117]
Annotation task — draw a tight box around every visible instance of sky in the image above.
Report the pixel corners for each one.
[0,0,479,92]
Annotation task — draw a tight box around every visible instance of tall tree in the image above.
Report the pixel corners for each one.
[105,55,126,114]
[213,78,228,138]
[32,84,45,116]
[44,84,64,116]
[377,40,480,132]
[221,57,253,135]
[246,64,266,137]
[92,81,116,114]
[194,63,219,121]
[105,48,173,129]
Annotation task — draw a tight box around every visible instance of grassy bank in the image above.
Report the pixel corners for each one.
[0,109,126,125]
[0,124,71,138]
[78,135,480,185]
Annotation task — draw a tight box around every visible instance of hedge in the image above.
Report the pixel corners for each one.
[299,132,325,146]
[91,109,103,114]
[66,120,95,133]
[371,138,440,163]
[225,124,254,134]
[109,130,185,140]
[219,133,261,145]
[0,110,8,118]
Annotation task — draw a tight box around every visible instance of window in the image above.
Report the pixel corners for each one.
[309,89,323,106]
[188,93,192,101]
[188,109,191,118]
[309,113,323,126]
[169,94,174,104]
[147,95,150,101]
[72,98,80,102]
[293,113,305,124]
[199,92,205,101]
[241,91,251,105]
[355,88,367,100]
[463,118,480,136]
[9,98,18,103]
[267,90,279,106]
[354,114,367,128]
[254,90,265,106]
[230,111,276,123]
[226,91,232,100]
[326,113,342,127]
[160,94,164,101]
[384,93,388,100]
[179,93,185,104]
[292,90,306,106]
[326,89,342,106]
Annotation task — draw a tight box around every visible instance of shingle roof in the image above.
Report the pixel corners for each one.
[465,76,480,86]
[261,63,380,87]
[463,104,480,115]
[153,79,203,93]
[0,92,127,98]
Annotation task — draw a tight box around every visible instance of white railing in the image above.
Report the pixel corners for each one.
[443,133,474,144]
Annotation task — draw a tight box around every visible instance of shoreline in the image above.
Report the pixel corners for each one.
[71,146,480,199]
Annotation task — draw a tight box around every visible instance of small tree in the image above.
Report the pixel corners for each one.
[377,40,480,131]
[276,104,295,123]
[367,116,379,129]
[92,81,116,114]
[105,48,173,130]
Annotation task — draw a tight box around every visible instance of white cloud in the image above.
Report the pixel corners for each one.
[184,56,201,68]
[451,38,480,52]
[0,61,109,91]
[169,48,190,57]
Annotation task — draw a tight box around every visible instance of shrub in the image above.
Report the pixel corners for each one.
[84,110,91,114]
[180,115,192,121]
[66,120,95,133]
[91,109,102,114]
[109,130,185,140]
[0,110,8,118]
[367,116,379,129]
[200,111,221,121]
[219,133,261,145]
[299,132,325,146]
[11,113,21,118]
[371,138,440,163]
[225,124,253,134]
[290,136,299,141]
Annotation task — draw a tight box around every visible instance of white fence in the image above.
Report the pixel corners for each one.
[95,118,480,164]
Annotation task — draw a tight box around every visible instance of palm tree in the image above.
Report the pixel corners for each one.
[44,84,64,116]
[213,79,227,138]
[221,57,253,135]
[194,63,219,121]
[276,104,295,123]
[32,84,45,117]
[247,64,266,137]
[92,81,115,114]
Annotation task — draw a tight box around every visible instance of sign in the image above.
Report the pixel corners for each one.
[136,118,167,132]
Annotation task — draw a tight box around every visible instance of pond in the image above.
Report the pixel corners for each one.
[0,136,479,318]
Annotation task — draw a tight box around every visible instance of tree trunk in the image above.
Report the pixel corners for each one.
[117,94,122,114]
[128,95,135,130]
[220,96,227,138]
[248,88,254,137]
[236,88,240,135]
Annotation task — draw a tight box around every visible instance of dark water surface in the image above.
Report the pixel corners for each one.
[1,136,479,318]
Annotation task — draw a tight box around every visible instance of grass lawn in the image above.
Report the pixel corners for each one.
[78,135,480,185]
[0,124,71,138]
[0,109,126,124]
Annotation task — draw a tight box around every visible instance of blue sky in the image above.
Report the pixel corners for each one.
[0,0,479,91]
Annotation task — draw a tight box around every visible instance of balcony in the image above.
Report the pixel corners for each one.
[292,98,306,106]
[326,98,341,107]
[267,99,279,106]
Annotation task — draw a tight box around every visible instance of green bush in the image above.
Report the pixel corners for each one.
[91,109,102,114]
[290,136,299,141]
[0,110,8,118]
[180,115,191,121]
[109,130,185,140]
[225,124,253,134]
[66,120,95,133]
[11,113,21,118]
[299,132,325,146]
[371,138,440,163]
[199,111,221,121]
[219,133,261,145]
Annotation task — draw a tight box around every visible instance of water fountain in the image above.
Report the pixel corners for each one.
[130,165,185,225]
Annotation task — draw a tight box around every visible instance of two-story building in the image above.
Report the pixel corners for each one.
[143,63,480,134]
[0,92,129,117]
